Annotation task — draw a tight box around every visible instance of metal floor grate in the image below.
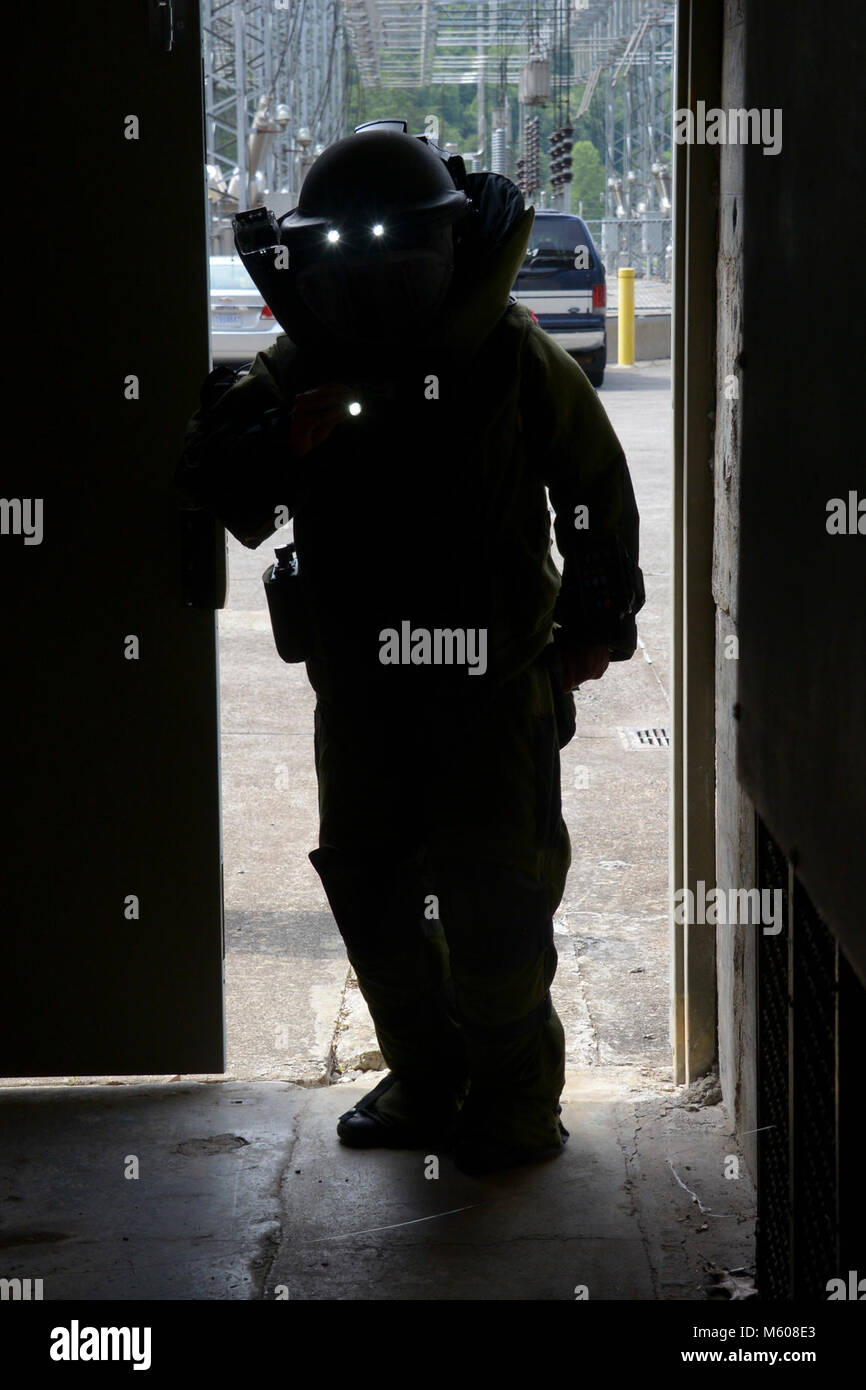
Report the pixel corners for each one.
[619,726,670,749]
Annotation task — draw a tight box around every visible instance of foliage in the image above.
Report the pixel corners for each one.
[343,46,668,217]
[570,139,605,216]
[349,83,481,151]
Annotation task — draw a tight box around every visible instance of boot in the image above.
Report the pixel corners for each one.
[453,1102,569,1174]
[337,1071,467,1149]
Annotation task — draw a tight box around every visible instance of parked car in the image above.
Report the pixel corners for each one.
[210,255,283,365]
[512,211,607,387]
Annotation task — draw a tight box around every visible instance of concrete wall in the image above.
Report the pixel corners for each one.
[713,0,866,1184]
[713,0,758,1176]
[735,0,865,973]
[605,315,671,361]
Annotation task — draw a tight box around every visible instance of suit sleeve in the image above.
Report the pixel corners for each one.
[520,320,646,660]
[175,338,300,550]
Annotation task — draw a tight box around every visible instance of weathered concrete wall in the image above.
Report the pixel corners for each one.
[713,0,758,1177]
[735,0,865,969]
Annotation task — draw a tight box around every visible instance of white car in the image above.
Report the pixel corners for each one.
[210,255,284,365]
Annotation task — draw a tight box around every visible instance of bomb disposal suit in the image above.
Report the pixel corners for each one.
[176,125,645,1174]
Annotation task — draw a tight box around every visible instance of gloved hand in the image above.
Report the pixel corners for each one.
[289,383,357,458]
[559,641,611,692]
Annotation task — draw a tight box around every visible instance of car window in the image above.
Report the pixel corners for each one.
[524,220,593,265]
[210,261,257,291]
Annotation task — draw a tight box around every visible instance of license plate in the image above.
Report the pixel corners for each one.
[213,312,242,328]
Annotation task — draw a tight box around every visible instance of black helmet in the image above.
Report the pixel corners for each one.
[280,129,470,250]
[268,129,471,350]
[233,125,478,352]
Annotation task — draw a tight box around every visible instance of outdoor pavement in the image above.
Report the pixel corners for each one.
[0,360,757,1300]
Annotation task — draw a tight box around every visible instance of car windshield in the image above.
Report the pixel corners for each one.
[210,260,258,291]
[524,220,593,265]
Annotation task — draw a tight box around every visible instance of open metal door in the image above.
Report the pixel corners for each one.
[1,0,225,1074]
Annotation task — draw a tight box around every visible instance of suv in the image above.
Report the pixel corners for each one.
[512,211,607,387]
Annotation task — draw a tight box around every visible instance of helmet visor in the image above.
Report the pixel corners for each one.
[294,224,454,346]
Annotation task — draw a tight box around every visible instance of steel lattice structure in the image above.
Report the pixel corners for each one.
[340,0,675,227]
[202,0,350,248]
[339,3,673,95]
[202,1,675,267]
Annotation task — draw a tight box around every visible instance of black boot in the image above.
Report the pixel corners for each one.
[337,1072,465,1150]
[453,1107,569,1175]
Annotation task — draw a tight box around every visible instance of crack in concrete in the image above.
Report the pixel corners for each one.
[325,965,354,1084]
[615,1104,660,1299]
[666,1159,731,1218]
[253,1221,283,1302]
[637,635,671,704]
[252,1101,303,1300]
[570,935,602,1066]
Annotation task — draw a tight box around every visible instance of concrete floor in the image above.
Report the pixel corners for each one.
[0,1070,753,1301]
[0,362,756,1300]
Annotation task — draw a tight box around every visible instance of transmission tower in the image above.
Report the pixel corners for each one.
[201,0,349,252]
[199,1,674,277]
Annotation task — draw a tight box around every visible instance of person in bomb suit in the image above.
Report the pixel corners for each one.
[176,123,645,1174]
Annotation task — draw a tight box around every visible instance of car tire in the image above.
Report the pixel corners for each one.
[585,368,604,388]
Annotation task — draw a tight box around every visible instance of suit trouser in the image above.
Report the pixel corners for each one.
[308,659,572,1150]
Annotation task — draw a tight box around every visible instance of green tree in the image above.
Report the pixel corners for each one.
[351,82,480,153]
[570,139,605,217]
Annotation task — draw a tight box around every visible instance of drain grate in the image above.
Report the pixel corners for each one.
[619,726,670,749]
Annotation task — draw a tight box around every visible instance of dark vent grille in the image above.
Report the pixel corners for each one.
[756,818,791,1301]
[619,726,670,748]
[791,879,838,1298]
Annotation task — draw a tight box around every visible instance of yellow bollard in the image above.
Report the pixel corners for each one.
[618,267,635,366]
